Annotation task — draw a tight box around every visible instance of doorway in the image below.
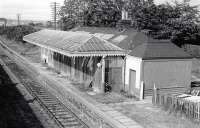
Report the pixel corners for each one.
[129,69,136,94]
[105,67,122,92]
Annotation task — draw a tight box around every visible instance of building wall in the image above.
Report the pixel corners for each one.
[41,47,49,63]
[125,55,142,96]
[143,59,192,91]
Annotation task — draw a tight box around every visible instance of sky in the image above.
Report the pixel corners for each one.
[0,0,200,21]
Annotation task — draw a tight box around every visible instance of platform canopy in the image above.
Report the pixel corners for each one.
[23,29,127,57]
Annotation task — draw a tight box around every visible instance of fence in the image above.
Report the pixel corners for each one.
[152,87,200,121]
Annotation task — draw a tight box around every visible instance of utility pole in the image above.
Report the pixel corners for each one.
[50,2,60,30]
[17,13,21,26]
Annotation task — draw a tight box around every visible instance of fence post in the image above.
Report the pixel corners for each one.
[140,81,144,100]
[198,102,200,120]
[152,84,157,105]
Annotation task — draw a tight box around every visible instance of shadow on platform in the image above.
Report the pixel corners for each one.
[0,65,44,128]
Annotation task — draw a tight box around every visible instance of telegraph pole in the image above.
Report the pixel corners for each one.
[50,2,60,30]
[17,13,21,26]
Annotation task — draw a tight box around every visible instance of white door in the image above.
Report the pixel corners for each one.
[129,69,136,94]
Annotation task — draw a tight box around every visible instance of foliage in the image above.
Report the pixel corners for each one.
[171,24,200,47]
[85,0,122,27]
[0,25,37,42]
[59,0,123,28]
[60,17,76,31]
[28,22,44,27]
[168,0,200,46]
[128,0,200,47]
[59,0,89,28]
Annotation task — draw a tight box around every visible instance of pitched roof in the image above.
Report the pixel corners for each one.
[23,29,126,57]
[72,27,192,59]
[129,41,192,59]
[71,27,150,49]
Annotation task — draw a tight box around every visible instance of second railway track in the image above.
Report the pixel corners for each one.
[0,42,89,128]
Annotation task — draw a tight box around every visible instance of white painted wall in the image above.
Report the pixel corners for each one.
[125,55,142,94]
[41,47,48,62]
[41,47,54,67]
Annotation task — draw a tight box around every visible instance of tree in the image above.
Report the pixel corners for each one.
[128,0,200,47]
[0,25,37,42]
[171,23,200,47]
[60,17,76,30]
[59,0,124,28]
[85,0,123,27]
[59,0,89,28]
[168,0,200,46]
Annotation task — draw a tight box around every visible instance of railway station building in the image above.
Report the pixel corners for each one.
[23,28,193,99]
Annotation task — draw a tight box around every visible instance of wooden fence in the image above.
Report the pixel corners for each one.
[152,87,200,121]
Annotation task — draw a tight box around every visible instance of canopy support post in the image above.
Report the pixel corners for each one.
[101,56,106,93]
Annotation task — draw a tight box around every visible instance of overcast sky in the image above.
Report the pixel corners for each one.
[0,0,200,21]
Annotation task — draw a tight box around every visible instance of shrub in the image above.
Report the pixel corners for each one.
[0,25,37,42]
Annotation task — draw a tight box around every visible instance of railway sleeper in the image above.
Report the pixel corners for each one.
[61,117,77,122]
[52,109,68,114]
[34,92,49,96]
[39,97,54,101]
[48,106,64,111]
[52,110,68,115]
[55,114,74,119]
[57,116,76,122]
[53,108,67,112]
[42,102,60,106]
[62,121,81,127]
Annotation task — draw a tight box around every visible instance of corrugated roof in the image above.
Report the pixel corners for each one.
[23,29,126,57]
[72,27,192,59]
[129,41,192,59]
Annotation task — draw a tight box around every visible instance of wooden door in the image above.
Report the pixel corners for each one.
[111,67,122,92]
[129,70,136,94]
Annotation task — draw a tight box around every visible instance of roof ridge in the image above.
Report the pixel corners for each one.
[73,34,94,51]
[94,35,126,51]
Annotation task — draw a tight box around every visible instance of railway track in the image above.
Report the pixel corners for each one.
[0,42,89,128]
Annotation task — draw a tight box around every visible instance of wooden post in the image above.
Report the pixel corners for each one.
[49,50,53,67]
[40,47,43,61]
[123,56,126,91]
[198,102,200,120]
[80,57,84,82]
[153,83,157,104]
[140,81,144,100]
[51,51,54,67]
[101,56,106,93]
[71,57,75,77]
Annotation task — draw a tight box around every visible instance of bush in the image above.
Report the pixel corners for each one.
[0,25,37,42]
